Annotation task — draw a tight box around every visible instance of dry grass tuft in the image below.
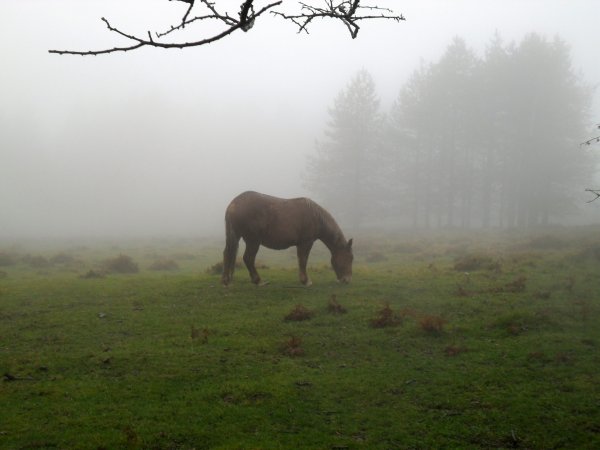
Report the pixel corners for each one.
[50,253,76,265]
[103,254,139,274]
[191,326,210,343]
[281,336,304,357]
[419,315,446,334]
[370,303,402,328]
[284,304,314,322]
[444,345,467,356]
[327,294,347,314]
[79,269,106,279]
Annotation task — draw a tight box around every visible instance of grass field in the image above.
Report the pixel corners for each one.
[1,228,600,449]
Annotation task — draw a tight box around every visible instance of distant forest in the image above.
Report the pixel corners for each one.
[306,33,595,229]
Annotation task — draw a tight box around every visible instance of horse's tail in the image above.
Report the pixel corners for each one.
[221,210,239,286]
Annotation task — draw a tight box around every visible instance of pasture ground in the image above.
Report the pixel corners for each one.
[1,227,600,449]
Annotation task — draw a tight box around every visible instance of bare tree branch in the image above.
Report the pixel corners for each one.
[48,0,404,55]
[583,124,600,202]
[271,0,405,38]
[585,189,600,203]
[580,123,600,147]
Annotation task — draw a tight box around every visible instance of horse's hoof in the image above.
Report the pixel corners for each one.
[258,281,270,286]
[303,280,313,288]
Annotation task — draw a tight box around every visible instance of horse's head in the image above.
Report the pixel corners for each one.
[331,238,353,283]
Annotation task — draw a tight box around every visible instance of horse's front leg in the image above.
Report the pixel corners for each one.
[243,240,262,285]
[297,241,314,286]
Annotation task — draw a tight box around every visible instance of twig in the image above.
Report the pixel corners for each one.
[49,1,282,55]
[585,189,600,203]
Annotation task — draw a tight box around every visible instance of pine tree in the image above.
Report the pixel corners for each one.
[305,69,383,230]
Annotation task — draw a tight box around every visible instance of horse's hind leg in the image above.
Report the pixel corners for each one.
[243,240,262,285]
[221,225,239,286]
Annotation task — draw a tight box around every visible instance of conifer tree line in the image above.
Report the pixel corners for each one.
[305,33,596,229]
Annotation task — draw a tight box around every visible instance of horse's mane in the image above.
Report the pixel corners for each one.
[302,198,346,246]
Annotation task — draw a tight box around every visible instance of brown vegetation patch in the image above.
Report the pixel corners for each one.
[191,326,209,343]
[455,285,474,297]
[284,304,314,322]
[444,345,467,356]
[419,315,446,334]
[149,258,179,271]
[103,254,139,274]
[370,303,402,328]
[327,294,347,314]
[281,336,304,357]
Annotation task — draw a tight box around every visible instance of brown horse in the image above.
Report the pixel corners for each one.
[221,191,353,286]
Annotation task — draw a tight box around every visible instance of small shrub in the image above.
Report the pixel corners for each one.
[370,303,402,328]
[149,258,179,271]
[284,304,314,322]
[79,269,106,279]
[50,253,75,265]
[205,260,243,275]
[327,294,347,314]
[103,254,139,274]
[453,254,500,272]
[281,336,304,357]
[366,252,388,263]
[419,315,446,334]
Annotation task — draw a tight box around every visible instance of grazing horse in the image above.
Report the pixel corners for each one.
[221,191,353,286]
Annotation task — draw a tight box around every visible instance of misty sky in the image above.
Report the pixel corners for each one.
[1,1,599,238]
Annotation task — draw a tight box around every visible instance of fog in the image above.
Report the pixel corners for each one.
[1,0,599,239]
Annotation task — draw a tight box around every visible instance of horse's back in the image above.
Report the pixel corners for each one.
[225,192,318,247]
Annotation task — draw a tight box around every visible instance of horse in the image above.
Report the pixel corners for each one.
[221,191,353,286]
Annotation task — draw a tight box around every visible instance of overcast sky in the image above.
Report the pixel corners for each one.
[1,0,599,238]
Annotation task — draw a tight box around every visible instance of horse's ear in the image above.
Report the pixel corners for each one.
[347,238,353,249]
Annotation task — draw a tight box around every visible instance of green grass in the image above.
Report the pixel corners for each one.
[1,229,600,449]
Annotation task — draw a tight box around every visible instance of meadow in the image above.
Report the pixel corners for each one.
[1,227,600,449]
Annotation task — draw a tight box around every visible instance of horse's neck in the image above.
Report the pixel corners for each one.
[318,217,345,252]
